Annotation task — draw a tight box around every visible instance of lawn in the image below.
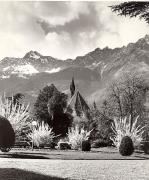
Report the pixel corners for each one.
[0,148,149,180]
[0,158,149,180]
[0,147,148,160]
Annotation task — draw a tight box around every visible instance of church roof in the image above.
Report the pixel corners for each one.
[67,91,90,117]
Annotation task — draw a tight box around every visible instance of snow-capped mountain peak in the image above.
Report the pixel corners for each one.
[23,51,42,59]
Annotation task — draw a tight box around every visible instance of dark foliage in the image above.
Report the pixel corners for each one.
[51,113,73,136]
[91,138,113,148]
[7,93,25,105]
[47,91,68,118]
[81,140,91,151]
[13,93,25,105]
[119,136,134,156]
[88,108,113,142]
[58,142,71,150]
[48,91,73,136]
[0,116,15,152]
[141,141,149,154]
[110,2,149,24]
[34,84,58,124]
[34,84,72,136]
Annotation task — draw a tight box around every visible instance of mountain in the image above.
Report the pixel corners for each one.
[1,35,149,106]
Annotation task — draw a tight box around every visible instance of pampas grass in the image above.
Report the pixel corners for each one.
[0,94,30,133]
[111,116,145,148]
[67,125,92,150]
[27,122,55,147]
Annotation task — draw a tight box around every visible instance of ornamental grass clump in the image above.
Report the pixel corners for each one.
[67,125,92,150]
[0,95,30,135]
[111,116,144,148]
[27,122,56,148]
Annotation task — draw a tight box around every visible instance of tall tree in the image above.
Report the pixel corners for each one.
[34,84,58,124]
[70,77,75,97]
[110,2,149,24]
[34,84,72,136]
[104,72,147,131]
[47,91,72,136]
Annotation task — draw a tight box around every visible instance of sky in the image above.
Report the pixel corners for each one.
[0,1,149,60]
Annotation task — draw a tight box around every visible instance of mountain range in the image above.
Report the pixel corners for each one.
[1,34,149,106]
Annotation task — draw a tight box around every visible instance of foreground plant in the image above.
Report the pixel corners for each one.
[67,125,92,150]
[119,136,134,156]
[27,122,56,148]
[0,95,30,135]
[111,116,145,148]
[0,116,15,152]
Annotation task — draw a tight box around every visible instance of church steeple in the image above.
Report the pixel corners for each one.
[70,77,75,97]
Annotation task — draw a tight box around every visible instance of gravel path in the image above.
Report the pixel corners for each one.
[0,158,149,180]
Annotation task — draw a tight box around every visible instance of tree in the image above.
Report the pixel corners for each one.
[104,72,147,131]
[88,107,113,142]
[34,84,58,124]
[110,2,149,24]
[47,91,72,136]
[34,84,72,136]
[70,77,75,97]
[13,93,25,105]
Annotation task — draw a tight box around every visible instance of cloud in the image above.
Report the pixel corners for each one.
[0,1,148,60]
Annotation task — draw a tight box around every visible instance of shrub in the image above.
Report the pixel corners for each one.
[0,95,30,136]
[67,125,92,150]
[141,141,149,154]
[81,140,91,151]
[111,116,144,148]
[57,141,71,150]
[119,136,134,156]
[0,115,15,152]
[27,122,56,148]
[91,139,113,148]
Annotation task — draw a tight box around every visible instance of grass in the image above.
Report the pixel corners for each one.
[0,158,149,180]
[0,148,149,180]
[0,147,148,160]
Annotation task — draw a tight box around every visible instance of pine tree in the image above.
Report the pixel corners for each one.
[110,2,149,24]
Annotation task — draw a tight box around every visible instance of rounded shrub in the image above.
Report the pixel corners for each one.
[81,140,91,151]
[141,141,149,154]
[0,116,15,152]
[119,136,134,156]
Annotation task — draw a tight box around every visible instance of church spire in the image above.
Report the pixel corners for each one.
[70,77,75,97]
